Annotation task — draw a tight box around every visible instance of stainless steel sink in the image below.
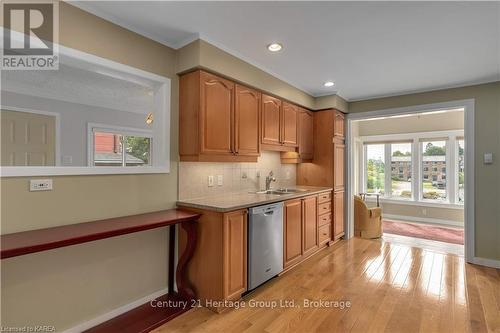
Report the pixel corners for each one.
[252,190,285,195]
[251,188,307,195]
[273,188,307,194]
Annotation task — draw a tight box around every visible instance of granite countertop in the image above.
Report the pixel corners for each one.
[177,186,333,212]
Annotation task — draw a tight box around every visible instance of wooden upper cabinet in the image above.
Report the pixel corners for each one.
[223,209,248,300]
[200,71,234,155]
[234,85,260,156]
[284,199,303,268]
[334,110,345,139]
[179,70,259,162]
[302,195,318,257]
[261,94,282,146]
[281,102,298,147]
[298,108,314,160]
[334,139,345,191]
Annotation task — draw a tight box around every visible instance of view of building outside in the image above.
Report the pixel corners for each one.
[93,132,150,166]
[458,139,465,203]
[391,143,412,198]
[421,140,447,201]
[366,144,385,194]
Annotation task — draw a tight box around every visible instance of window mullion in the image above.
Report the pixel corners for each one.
[384,144,392,197]
[413,138,420,202]
[448,137,457,204]
[122,136,127,167]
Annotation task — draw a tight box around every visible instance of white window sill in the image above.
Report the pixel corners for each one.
[365,197,464,210]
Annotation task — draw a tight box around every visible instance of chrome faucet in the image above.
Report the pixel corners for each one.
[265,171,277,191]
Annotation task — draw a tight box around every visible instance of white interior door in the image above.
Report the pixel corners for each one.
[1,110,56,166]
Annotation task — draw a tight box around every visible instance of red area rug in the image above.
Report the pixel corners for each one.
[383,219,464,245]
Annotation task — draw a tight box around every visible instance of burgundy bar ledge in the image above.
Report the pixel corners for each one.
[1,209,201,333]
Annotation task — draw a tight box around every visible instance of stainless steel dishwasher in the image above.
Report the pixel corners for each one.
[248,202,284,290]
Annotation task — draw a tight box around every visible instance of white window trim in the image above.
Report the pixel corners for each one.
[361,129,464,207]
[87,123,153,167]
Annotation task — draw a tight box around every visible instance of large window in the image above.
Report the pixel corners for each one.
[365,144,385,194]
[391,143,412,199]
[421,140,447,202]
[362,130,464,206]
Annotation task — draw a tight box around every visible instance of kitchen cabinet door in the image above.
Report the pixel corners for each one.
[284,199,303,268]
[334,139,345,191]
[302,195,318,257]
[235,85,260,156]
[298,108,314,160]
[334,110,345,139]
[200,71,234,155]
[333,191,345,239]
[281,101,298,147]
[261,94,281,146]
[223,209,248,300]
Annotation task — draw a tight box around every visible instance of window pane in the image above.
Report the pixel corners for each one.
[93,132,123,166]
[125,136,151,166]
[422,140,446,201]
[366,144,385,194]
[391,143,412,199]
[458,139,465,203]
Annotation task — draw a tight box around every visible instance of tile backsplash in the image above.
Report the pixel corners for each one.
[178,151,296,200]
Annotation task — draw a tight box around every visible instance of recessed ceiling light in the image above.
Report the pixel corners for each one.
[324,81,335,87]
[267,43,283,52]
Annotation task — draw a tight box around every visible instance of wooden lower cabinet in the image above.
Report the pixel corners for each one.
[284,199,303,268]
[223,210,248,300]
[333,191,345,239]
[178,207,247,312]
[302,195,318,257]
[283,191,332,271]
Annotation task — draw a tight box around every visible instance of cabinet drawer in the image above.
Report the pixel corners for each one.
[318,202,331,214]
[318,191,332,204]
[318,213,331,227]
[319,224,331,245]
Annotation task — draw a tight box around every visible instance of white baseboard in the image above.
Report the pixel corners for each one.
[469,257,500,269]
[382,213,463,228]
[62,288,169,333]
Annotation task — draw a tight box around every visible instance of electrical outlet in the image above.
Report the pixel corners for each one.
[208,175,214,187]
[422,208,427,216]
[217,175,223,186]
[30,179,53,192]
[241,171,248,179]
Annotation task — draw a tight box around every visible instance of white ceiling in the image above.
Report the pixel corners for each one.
[73,1,500,101]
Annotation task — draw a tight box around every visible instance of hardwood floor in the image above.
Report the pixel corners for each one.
[154,237,500,333]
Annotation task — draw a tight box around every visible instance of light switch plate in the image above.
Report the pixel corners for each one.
[208,175,214,187]
[484,153,493,164]
[217,175,223,186]
[30,179,53,192]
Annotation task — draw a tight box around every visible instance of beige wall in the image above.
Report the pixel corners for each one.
[314,94,349,113]
[349,81,500,260]
[1,3,179,330]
